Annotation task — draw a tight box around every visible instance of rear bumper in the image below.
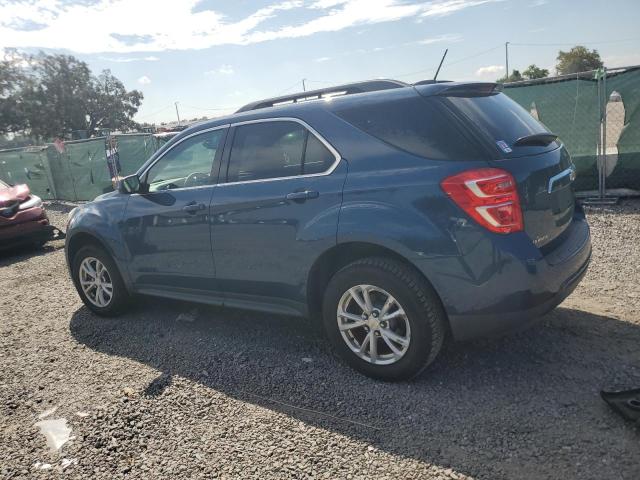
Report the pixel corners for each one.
[417,208,592,341]
[447,244,590,340]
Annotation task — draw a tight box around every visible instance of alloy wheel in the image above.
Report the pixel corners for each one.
[337,284,411,365]
[79,257,113,308]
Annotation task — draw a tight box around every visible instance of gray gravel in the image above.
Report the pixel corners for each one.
[1,200,639,480]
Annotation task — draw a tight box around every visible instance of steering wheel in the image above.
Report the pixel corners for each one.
[184,172,210,187]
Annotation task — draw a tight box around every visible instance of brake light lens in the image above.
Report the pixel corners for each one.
[440,168,523,234]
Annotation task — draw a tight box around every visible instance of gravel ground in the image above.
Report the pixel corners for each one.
[0,200,639,480]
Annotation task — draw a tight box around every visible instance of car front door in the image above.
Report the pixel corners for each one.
[122,126,227,297]
[210,118,346,315]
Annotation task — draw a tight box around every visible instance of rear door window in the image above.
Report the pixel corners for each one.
[333,96,484,161]
[303,133,335,174]
[226,121,336,182]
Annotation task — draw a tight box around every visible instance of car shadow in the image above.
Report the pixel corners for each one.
[69,300,640,478]
[0,242,63,266]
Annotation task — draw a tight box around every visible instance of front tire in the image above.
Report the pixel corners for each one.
[322,257,446,381]
[72,245,130,316]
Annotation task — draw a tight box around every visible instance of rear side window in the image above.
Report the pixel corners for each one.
[333,96,482,161]
[445,93,552,152]
[227,121,336,182]
[304,134,335,174]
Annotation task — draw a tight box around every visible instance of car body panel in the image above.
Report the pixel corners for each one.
[65,192,131,284]
[121,185,219,293]
[211,157,348,316]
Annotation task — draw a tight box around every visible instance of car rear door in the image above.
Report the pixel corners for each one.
[210,118,346,315]
[121,126,227,296]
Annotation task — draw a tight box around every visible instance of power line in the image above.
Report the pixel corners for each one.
[274,79,304,96]
[136,103,174,119]
[395,44,503,78]
[181,104,237,111]
[510,37,640,47]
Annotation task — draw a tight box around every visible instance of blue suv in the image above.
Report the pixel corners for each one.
[65,80,591,380]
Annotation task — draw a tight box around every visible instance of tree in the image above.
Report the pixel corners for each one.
[522,64,549,79]
[0,52,143,140]
[556,46,603,75]
[496,69,523,83]
[85,70,143,136]
[21,53,95,139]
[0,51,29,134]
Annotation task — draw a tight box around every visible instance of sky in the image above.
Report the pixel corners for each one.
[1,0,639,124]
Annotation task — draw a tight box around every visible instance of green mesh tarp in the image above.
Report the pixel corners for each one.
[54,138,111,201]
[115,133,159,176]
[504,67,640,192]
[0,147,55,199]
[0,133,160,201]
[45,144,77,201]
[505,77,601,190]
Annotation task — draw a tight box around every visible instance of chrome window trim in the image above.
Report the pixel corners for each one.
[139,124,230,181]
[216,117,342,187]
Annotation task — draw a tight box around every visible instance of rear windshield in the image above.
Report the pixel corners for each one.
[445,92,554,153]
[333,95,485,161]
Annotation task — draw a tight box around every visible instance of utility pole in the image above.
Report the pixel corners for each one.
[174,101,181,126]
[302,78,307,92]
[505,42,510,81]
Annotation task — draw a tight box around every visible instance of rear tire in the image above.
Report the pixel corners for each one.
[72,245,130,316]
[322,257,446,381]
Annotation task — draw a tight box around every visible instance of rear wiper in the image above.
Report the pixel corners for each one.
[513,133,558,147]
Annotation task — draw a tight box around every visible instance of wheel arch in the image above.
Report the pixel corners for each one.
[67,231,113,265]
[66,230,133,290]
[306,241,449,331]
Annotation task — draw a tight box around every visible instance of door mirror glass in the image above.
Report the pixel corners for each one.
[118,174,141,194]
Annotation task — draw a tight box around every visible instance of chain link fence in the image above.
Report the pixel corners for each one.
[504,65,640,198]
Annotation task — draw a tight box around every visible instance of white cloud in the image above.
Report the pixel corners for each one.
[0,0,499,53]
[529,0,548,6]
[314,56,332,62]
[415,33,462,45]
[99,55,159,63]
[137,75,151,85]
[218,64,234,74]
[475,64,504,77]
[204,64,235,75]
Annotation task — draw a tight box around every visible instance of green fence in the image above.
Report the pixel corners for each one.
[504,66,640,194]
[0,146,55,198]
[0,133,164,201]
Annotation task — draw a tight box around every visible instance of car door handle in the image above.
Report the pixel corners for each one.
[183,202,206,213]
[285,190,319,201]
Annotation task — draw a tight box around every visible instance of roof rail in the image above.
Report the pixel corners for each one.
[236,79,409,113]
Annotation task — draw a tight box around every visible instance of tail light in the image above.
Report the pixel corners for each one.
[440,168,523,234]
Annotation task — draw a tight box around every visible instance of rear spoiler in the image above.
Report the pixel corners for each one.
[435,83,503,97]
[415,82,503,98]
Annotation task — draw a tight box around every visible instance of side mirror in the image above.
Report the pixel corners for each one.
[118,174,144,194]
